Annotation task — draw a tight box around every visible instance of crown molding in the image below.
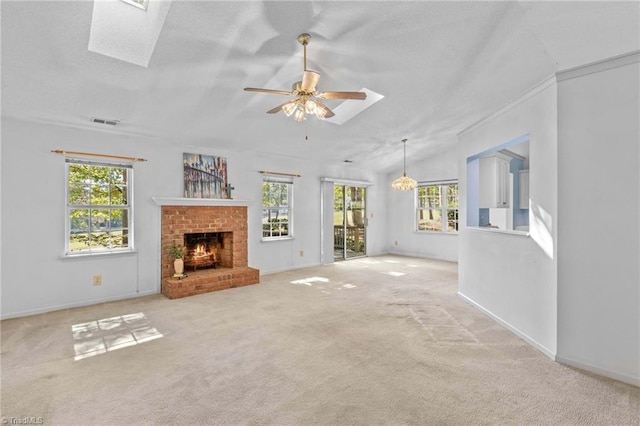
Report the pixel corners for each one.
[556,50,640,82]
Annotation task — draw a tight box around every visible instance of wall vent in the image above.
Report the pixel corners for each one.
[91,117,120,126]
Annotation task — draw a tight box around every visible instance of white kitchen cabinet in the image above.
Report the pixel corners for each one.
[519,169,529,209]
[479,153,511,208]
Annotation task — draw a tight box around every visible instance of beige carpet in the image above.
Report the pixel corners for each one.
[2,255,638,425]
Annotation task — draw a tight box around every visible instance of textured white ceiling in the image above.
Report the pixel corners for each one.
[2,1,638,172]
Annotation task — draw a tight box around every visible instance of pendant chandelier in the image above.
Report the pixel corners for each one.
[391,138,418,191]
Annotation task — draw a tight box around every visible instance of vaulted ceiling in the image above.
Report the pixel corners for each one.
[2,1,638,172]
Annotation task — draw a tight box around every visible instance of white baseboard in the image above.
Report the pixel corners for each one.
[389,249,458,263]
[261,252,433,273]
[457,291,556,360]
[364,250,387,257]
[555,356,640,388]
[259,262,322,276]
[1,289,158,320]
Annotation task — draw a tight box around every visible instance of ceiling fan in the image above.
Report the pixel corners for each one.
[244,33,367,122]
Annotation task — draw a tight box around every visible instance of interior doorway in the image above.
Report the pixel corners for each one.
[333,185,366,260]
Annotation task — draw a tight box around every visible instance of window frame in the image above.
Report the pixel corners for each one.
[415,181,458,234]
[261,175,294,241]
[64,159,135,256]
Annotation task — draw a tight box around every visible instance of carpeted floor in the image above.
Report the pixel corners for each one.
[1,255,638,425]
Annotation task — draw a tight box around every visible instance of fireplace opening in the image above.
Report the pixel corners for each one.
[184,232,233,271]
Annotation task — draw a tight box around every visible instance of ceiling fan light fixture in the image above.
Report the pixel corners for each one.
[293,108,306,122]
[282,102,297,116]
[305,100,317,114]
[392,139,418,191]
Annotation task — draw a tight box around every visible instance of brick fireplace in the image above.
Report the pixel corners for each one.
[159,203,259,299]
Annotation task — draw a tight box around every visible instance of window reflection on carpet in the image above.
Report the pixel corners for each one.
[289,277,330,286]
[72,312,163,361]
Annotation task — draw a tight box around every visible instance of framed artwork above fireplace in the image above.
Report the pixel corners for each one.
[183,153,229,199]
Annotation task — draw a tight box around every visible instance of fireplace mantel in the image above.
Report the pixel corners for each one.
[152,197,251,206]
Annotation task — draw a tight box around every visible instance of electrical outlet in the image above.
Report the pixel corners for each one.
[394,240,398,246]
[92,275,102,286]
[299,250,304,257]
[370,212,374,219]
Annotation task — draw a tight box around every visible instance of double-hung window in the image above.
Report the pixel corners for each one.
[261,174,293,240]
[66,159,133,255]
[416,181,458,233]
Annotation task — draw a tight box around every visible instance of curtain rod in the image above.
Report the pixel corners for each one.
[52,149,147,162]
[259,170,301,178]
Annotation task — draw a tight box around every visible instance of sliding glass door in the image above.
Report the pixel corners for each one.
[333,185,366,260]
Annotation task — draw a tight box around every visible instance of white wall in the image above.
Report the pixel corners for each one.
[556,56,640,385]
[457,78,559,358]
[0,118,387,318]
[386,146,459,262]
[1,121,161,318]
[367,178,390,257]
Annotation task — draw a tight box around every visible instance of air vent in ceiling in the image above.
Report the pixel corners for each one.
[91,117,120,126]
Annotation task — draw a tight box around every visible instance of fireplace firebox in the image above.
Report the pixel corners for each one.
[183,232,232,271]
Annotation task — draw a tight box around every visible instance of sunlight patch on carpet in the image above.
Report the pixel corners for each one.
[72,312,162,361]
[290,276,330,286]
[356,259,382,264]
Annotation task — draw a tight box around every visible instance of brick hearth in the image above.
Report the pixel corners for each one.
[160,205,259,299]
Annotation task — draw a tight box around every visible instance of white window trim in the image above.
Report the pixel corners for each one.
[64,158,135,257]
[415,180,459,234]
[261,174,294,242]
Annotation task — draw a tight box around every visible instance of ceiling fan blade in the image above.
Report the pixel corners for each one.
[266,100,297,114]
[244,87,292,96]
[314,100,335,118]
[317,91,367,100]
[300,71,321,92]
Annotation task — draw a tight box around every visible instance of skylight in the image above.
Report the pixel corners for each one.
[324,88,385,125]
[121,0,148,11]
[89,0,171,67]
